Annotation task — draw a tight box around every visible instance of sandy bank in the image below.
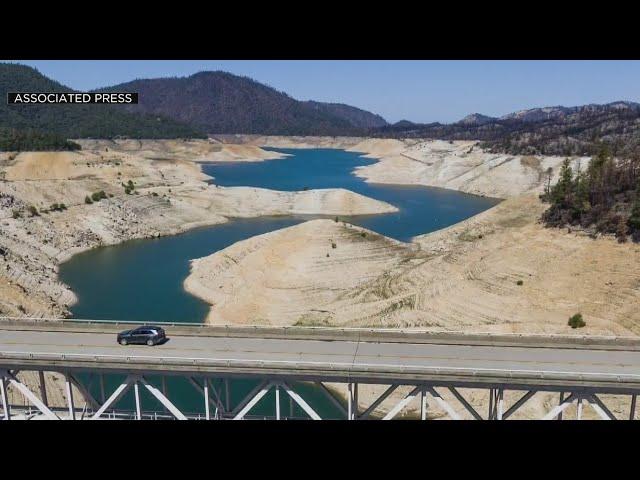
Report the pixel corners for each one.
[219,135,590,199]
[185,219,416,325]
[183,186,398,217]
[75,139,288,163]
[0,143,395,319]
[185,195,640,336]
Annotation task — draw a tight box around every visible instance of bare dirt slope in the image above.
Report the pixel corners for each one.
[186,194,640,336]
[185,219,417,325]
[0,141,395,319]
[223,135,588,199]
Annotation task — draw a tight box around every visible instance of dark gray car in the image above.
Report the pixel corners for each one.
[117,326,166,346]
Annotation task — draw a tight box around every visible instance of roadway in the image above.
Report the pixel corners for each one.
[2,327,640,391]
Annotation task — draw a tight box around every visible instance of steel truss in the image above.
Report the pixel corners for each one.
[0,368,638,420]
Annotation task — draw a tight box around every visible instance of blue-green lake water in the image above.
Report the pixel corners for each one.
[59,148,499,418]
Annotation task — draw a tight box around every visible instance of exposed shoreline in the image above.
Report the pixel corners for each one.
[0,139,396,319]
[220,134,589,199]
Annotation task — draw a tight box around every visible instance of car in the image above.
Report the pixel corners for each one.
[117,326,166,346]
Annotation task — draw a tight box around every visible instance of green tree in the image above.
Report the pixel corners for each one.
[628,187,640,232]
[550,158,574,208]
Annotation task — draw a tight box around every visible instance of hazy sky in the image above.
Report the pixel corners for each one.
[8,60,640,124]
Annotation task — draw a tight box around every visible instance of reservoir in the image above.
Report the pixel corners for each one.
[59,148,499,418]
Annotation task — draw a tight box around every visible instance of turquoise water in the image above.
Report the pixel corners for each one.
[60,148,499,418]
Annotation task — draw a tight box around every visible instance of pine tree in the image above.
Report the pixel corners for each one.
[551,158,574,208]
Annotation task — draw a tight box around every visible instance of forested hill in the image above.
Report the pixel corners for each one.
[372,102,640,157]
[102,71,387,135]
[0,63,205,149]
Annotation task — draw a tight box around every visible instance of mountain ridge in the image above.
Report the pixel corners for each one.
[100,70,387,135]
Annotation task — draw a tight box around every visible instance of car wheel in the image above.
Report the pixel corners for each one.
[120,339,127,346]
[147,339,154,346]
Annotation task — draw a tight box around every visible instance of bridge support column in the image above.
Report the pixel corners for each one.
[188,377,222,419]
[275,384,281,420]
[38,371,48,407]
[204,379,210,420]
[558,392,565,420]
[631,395,637,420]
[576,397,583,420]
[134,382,141,420]
[496,388,504,420]
[99,374,106,404]
[0,374,10,420]
[65,374,76,420]
[348,383,358,420]
[420,390,428,420]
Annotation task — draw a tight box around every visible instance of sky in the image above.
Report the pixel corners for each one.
[7,60,640,124]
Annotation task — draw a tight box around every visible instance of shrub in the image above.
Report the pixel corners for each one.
[28,205,39,217]
[568,313,586,329]
[516,280,523,286]
[12,209,21,219]
[360,232,367,238]
[331,242,337,249]
[123,180,135,195]
[49,203,67,212]
[334,216,339,222]
[152,192,159,197]
[85,196,93,204]
[91,190,107,202]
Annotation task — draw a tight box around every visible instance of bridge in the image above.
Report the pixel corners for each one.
[1,317,639,420]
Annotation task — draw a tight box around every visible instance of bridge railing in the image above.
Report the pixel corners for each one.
[2,315,640,350]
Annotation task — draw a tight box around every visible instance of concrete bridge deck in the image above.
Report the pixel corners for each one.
[2,319,640,392]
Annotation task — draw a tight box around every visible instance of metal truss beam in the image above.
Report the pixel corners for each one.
[140,377,187,420]
[92,376,135,419]
[188,377,224,419]
[233,381,272,420]
[542,393,578,420]
[315,382,347,418]
[425,387,461,420]
[1,370,58,420]
[448,387,483,420]
[280,381,321,420]
[360,384,399,419]
[231,380,270,418]
[383,386,422,420]
[583,395,616,420]
[502,391,536,420]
